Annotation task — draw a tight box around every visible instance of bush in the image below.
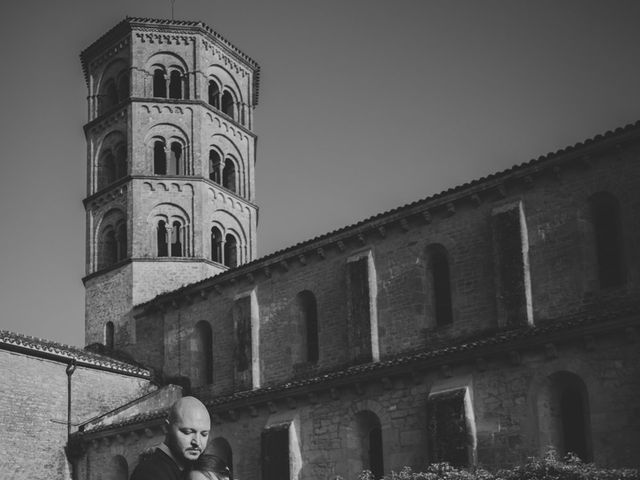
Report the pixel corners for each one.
[355,450,640,480]
[495,450,640,480]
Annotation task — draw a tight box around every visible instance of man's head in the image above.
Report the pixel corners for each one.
[165,396,211,466]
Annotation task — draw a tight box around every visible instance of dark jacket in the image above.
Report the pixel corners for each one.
[130,448,182,480]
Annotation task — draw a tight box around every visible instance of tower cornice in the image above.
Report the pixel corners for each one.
[81,257,229,285]
[80,17,261,105]
[83,176,259,211]
[83,98,257,139]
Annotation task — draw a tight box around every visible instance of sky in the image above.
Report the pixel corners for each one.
[1,0,640,347]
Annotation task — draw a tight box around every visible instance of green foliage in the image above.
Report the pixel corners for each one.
[357,450,639,480]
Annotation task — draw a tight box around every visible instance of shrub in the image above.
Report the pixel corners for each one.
[496,450,640,480]
[358,450,640,480]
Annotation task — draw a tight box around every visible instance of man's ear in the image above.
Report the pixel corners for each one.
[162,418,169,434]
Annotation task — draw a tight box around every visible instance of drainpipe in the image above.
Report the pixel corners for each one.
[66,359,77,439]
[64,359,78,480]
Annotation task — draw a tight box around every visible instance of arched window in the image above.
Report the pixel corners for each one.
[104,321,114,349]
[169,142,182,175]
[224,234,238,268]
[99,152,116,190]
[115,145,127,180]
[171,221,183,257]
[232,296,253,389]
[589,192,625,288]
[427,244,453,327]
[221,91,235,118]
[99,227,118,269]
[211,227,223,263]
[153,140,166,175]
[108,455,128,480]
[211,437,234,480]
[261,426,289,480]
[193,321,213,386]
[296,291,319,363]
[223,159,236,193]
[353,411,384,479]
[208,80,220,109]
[116,221,127,261]
[96,210,125,272]
[157,220,168,257]
[106,81,118,108]
[97,80,120,116]
[369,425,384,478]
[427,388,475,466]
[169,70,182,99]
[153,68,166,98]
[537,372,592,461]
[117,73,129,101]
[209,150,221,183]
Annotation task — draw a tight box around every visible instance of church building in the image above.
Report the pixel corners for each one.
[1,16,639,480]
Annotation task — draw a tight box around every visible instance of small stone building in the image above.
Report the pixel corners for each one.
[0,331,153,479]
[2,16,640,480]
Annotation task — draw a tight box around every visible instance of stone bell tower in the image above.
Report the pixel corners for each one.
[80,17,260,350]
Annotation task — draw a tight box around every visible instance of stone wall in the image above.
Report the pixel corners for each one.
[135,139,640,389]
[116,128,640,477]
[77,330,640,479]
[0,349,154,480]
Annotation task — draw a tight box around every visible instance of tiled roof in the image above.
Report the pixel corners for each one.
[137,119,640,311]
[0,330,151,378]
[77,300,639,437]
[80,17,261,105]
[79,409,167,435]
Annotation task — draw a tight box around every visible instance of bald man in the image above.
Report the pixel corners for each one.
[131,396,211,480]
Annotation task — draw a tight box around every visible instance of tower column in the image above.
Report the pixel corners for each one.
[160,223,169,256]
[185,223,191,257]
[164,145,171,175]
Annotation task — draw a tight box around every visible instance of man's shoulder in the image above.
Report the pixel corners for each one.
[130,449,182,480]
